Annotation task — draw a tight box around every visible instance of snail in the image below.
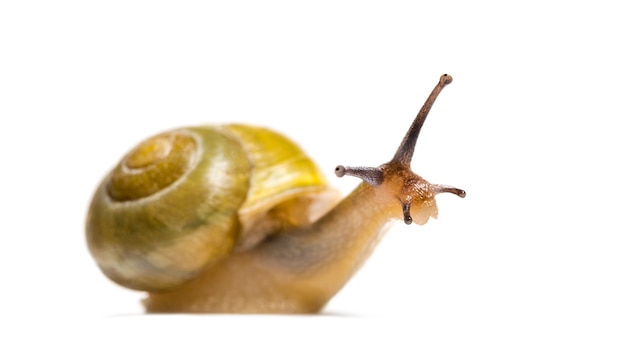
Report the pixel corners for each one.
[86,74,465,314]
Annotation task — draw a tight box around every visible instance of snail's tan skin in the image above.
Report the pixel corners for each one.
[87,74,464,314]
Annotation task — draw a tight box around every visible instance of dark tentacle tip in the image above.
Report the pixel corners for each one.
[402,202,413,225]
[335,165,346,177]
[440,74,453,85]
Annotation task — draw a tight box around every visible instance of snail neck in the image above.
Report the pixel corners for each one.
[252,180,420,310]
[282,181,401,269]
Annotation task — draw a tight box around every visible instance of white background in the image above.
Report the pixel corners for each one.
[1,1,625,351]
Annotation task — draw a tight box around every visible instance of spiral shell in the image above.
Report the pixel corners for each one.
[86,124,337,291]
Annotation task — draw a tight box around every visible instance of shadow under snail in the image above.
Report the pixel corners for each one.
[86,74,465,314]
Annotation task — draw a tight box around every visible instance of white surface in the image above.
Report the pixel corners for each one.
[1,1,625,351]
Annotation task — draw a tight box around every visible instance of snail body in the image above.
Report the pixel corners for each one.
[86,74,465,313]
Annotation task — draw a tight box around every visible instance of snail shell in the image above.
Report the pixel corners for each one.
[86,124,338,292]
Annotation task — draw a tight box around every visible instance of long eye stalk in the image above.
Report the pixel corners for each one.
[334,166,383,186]
[392,74,453,166]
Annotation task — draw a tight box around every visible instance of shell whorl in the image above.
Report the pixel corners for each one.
[87,127,250,291]
[107,132,198,201]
